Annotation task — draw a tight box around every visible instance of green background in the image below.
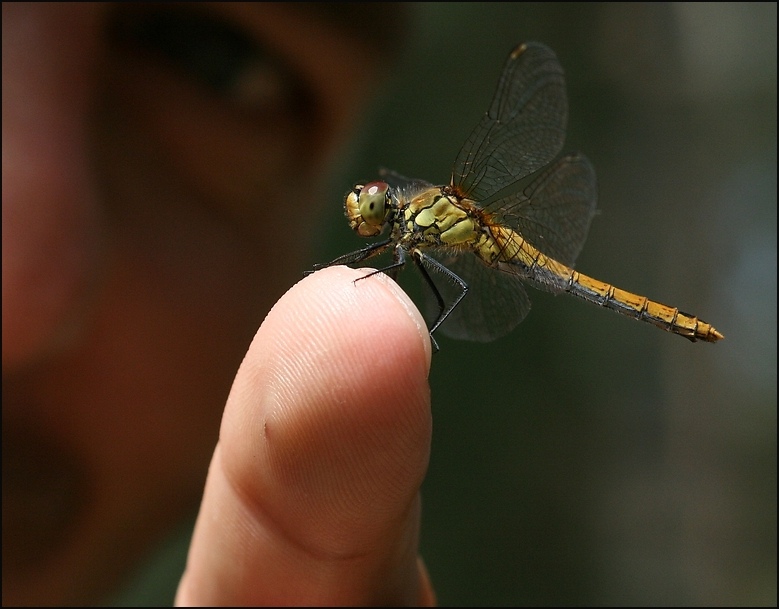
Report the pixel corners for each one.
[317,3,776,605]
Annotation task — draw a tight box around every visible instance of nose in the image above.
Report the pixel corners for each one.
[2,4,104,368]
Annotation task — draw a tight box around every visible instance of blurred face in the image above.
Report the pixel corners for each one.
[2,3,395,604]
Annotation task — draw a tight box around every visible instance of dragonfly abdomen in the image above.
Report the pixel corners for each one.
[566,270,723,342]
[478,226,722,342]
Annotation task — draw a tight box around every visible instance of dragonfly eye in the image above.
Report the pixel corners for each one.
[358,181,390,227]
[344,181,389,237]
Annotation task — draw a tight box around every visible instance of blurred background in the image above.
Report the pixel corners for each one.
[105,2,775,605]
[313,3,776,605]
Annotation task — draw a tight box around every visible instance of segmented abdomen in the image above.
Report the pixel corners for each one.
[478,226,723,342]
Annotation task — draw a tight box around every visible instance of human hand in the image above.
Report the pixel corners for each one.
[175,266,436,605]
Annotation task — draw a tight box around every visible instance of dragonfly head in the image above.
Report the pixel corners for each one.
[345,181,391,237]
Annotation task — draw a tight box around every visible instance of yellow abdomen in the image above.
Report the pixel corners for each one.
[478,225,723,342]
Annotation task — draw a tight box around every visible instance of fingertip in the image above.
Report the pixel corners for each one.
[242,264,433,534]
[180,264,435,604]
[220,263,430,576]
[293,265,433,371]
[348,267,434,371]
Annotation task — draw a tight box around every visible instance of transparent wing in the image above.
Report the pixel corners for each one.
[378,168,434,198]
[419,249,532,343]
[488,153,597,266]
[451,42,568,202]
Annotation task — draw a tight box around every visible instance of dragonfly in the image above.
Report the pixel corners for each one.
[314,42,723,348]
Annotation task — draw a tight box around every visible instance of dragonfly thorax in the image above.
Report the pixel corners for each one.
[404,189,481,248]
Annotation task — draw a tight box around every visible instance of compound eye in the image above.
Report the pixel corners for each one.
[358,181,390,227]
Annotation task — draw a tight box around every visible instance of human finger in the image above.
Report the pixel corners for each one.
[176,266,435,605]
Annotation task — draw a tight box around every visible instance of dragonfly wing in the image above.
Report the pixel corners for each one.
[489,153,597,266]
[451,42,568,202]
[378,168,434,196]
[419,250,531,342]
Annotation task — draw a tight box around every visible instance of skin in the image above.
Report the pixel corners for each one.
[3,3,435,605]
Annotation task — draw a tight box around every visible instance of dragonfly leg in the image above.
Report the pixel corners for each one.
[308,238,393,274]
[413,250,468,346]
[353,243,407,283]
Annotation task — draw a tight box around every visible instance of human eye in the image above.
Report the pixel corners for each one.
[108,5,309,114]
[99,4,322,226]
